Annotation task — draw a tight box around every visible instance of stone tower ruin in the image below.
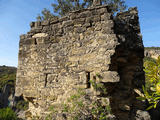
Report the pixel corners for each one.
[15,5,145,120]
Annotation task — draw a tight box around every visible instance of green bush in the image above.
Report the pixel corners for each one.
[143,57,156,63]
[0,107,17,120]
[16,100,29,111]
[137,56,160,110]
[0,66,16,92]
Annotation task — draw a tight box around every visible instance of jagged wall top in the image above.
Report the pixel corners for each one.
[20,5,112,40]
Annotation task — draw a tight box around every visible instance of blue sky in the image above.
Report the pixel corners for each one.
[0,0,160,67]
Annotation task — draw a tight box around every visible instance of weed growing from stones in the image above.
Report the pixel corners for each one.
[46,87,112,120]
[0,107,17,120]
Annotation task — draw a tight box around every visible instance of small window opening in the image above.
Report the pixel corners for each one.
[34,39,37,45]
[44,74,48,87]
[86,72,91,88]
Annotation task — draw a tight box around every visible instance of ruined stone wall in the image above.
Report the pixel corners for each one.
[15,5,145,120]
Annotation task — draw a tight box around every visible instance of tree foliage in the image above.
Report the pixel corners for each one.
[37,0,127,21]
[37,8,58,21]
[52,0,87,16]
[145,47,160,50]
[0,66,16,92]
[137,56,160,110]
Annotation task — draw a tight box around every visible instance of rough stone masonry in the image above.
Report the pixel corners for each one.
[15,4,145,120]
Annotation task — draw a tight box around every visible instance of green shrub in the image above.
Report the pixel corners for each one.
[0,107,17,120]
[0,66,16,92]
[91,101,111,120]
[90,73,107,94]
[16,100,29,111]
[137,56,160,110]
[143,57,156,63]
[46,87,112,120]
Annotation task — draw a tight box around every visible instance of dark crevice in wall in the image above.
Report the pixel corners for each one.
[25,96,38,108]
[34,39,37,45]
[86,72,91,88]
[44,74,48,87]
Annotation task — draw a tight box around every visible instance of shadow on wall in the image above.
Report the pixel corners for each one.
[108,44,145,120]
[106,7,145,120]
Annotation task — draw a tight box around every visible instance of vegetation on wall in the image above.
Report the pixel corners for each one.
[15,100,29,111]
[45,88,112,120]
[90,73,107,95]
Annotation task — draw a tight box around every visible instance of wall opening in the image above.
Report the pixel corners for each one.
[34,39,37,45]
[86,72,91,88]
[44,74,48,87]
